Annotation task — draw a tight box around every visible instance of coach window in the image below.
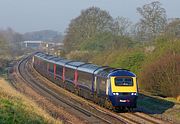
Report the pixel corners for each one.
[41,60,45,71]
[39,60,43,68]
[49,62,54,73]
[56,65,63,77]
[40,60,42,68]
[78,71,92,89]
[65,67,74,82]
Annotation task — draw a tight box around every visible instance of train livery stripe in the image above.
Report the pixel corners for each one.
[74,70,78,86]
[62,66,65,82]
[54,64,56,79]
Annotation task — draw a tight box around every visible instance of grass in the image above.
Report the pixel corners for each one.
[0,78,62,124]
[138,94,174,112]
[165,97,180,103]
[137,93,180,123]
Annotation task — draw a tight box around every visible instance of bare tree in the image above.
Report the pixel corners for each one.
[136,1,167,41]
[113,17,132,36]
[0,28,24,58]
[0,33,10,59]
[164,18,180,38]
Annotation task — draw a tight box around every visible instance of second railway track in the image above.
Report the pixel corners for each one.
[9,55,171,124]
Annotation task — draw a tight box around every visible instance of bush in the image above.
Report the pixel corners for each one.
[0,59,9,76]
[66,50,94,62]
[140,53,180,97]
[110,51,145,75]
[0,98,45,124]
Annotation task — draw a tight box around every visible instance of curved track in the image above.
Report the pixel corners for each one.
[10,55,171,124]
[16,56,128,123]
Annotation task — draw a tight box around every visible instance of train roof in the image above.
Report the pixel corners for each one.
[35,53,59,63]
[108,69,136,77]
[56,59,73,66]
[35,52,45,57]
[43,55,55,59]
[34,52,136,77]
[65,61,85,69]
[95,67,115,77]
[35,52,42,56]
[51,57,64,62]
[78,65,114,76]
[77,63,100,73]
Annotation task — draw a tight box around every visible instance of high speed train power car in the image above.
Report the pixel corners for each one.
[33,52,138,110]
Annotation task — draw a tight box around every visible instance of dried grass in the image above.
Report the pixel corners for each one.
[0,78,62,124]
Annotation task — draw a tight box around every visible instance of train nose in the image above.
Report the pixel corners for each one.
[110,95,137,107]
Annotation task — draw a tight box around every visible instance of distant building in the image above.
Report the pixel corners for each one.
[23,41,44,49]
[22,41,64,55]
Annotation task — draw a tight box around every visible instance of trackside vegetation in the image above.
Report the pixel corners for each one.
[139,40,180,98]
[77,38,180,99]
[0,78,61,124]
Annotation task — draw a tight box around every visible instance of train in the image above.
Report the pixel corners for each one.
[33,52,138,111]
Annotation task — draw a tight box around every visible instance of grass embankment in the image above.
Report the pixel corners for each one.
[0,78,61,124]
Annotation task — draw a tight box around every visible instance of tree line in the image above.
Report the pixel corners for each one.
[64,1,172,53]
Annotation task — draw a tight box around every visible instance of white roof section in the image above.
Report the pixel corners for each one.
[23,41,43,43]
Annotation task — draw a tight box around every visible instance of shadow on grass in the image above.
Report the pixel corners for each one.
[136,93,175,114]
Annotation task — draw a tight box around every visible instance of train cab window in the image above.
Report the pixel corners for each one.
[115,78,133,86]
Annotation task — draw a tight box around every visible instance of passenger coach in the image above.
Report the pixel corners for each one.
[33,52,138,110]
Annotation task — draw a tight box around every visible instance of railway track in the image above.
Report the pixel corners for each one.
[15,56,128,124]
[9,55,171,124]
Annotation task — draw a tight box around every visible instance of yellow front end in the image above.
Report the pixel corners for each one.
[111,77,137,93]
[109,76,138,107]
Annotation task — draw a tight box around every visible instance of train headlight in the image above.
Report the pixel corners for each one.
[131,92,137,95]
[113,93,119,95]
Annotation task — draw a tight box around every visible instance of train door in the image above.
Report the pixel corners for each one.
[106,78,110,96]
[93,76,97,93]
[96,76,107,96]
[96,76,107,105]
[32,56,34,65]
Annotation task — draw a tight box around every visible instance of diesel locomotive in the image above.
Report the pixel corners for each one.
[33,52,138,110]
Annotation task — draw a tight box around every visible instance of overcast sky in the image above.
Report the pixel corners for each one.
[0,0,179,33]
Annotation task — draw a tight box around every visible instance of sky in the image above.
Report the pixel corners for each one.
[0,0,180,33]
